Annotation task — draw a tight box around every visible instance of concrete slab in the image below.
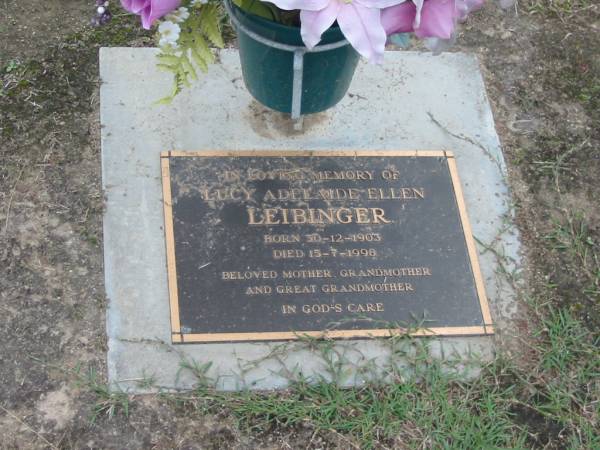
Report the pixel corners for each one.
[100,48,521,392]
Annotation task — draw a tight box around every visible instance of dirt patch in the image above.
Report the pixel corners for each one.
[36,384,77,430]
[462,2,600,327]
[0,0,91,64]
[245,100,331,137]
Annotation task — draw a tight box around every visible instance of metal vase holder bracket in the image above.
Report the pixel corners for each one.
[224,0,350,129]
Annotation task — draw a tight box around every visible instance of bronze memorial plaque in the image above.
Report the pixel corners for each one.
[161,150,493,343]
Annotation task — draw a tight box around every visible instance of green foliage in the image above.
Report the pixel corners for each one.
[27,310,599,446]
[75,366,130,423]
[156,2,224,104]
[234,0,280,21]
[530,309,600,425]
[135,371,158,390]
[229,378,526,449]
[526,0,592,17]
[157,309,599,449]
[544,211,600,310]
[177,358,214,388]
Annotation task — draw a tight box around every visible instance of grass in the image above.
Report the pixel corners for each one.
[530,310,599,431]
[223,372,526,448]
[76,366,130,424]
[544,210,600,319]
[531,142,585,191]
[525,0,594,17]
[139,308,598,449]
[0,15,152,136]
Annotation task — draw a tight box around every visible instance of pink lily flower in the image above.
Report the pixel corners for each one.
[267,0,406,64]
[381,0,483,39]
[121,0,181,29]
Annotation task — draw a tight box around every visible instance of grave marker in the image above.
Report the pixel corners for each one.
[161,150,493,343]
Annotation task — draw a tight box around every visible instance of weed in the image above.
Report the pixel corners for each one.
[525,0,594,18]
[214,309,597,449]
[177,358,214,388]
[75,366,130,423]
[135,371,157,390]
[531,141,586,192]
[25,305,599,446]
[3,60,21,74]
[212,363,527,448]
[544,210,600,316]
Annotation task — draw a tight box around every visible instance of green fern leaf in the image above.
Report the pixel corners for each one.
[156,63,179,72]
[154,2,225,100]
[192,36,214,70]
[156,54,182,65]
[200,5,224,48]
[190,48,209,72]
[181,54,198,81]
[155,75,183,105]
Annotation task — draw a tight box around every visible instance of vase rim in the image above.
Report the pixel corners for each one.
[231,2,343,40]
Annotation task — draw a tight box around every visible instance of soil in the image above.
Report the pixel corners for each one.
[0,0,91,64]
[1,0,599,448]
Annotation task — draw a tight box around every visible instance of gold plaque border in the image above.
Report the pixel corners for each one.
[160,150,494,344]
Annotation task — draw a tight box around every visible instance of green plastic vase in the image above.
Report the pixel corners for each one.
[231,4,360,115]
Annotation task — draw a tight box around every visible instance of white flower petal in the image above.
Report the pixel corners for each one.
[337,3,386,63]
[300,2,341,49]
